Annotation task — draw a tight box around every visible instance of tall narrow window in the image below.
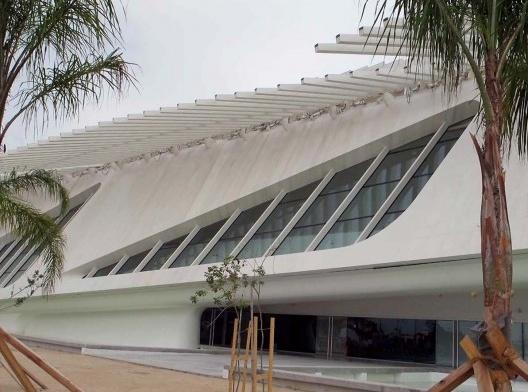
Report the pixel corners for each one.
[317,134,434,250]
[201,201,271,264]
[237,181,319,259]
[274,159,373,255]
[370,118,471,235]
[141,236,187,271]
[170,219,227,268]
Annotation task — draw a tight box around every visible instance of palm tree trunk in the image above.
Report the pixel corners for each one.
[481,53,513,334]
[470,53,514,392]
[476,122,513,331]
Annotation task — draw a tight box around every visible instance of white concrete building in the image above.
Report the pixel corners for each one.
[0,29,527,368]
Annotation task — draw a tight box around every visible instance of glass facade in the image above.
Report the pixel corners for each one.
[317,134,434,249]
[201,201,271,264]
[141,236,186,271]
[116,250,150,274]
[315,316,330,356]
[347,317,436,363]
[511,322,524,358]
[237,182,319,259]
[524,324,528,361]
[200,309,528,367]
[435,320,454,367]
[170,219,227,268]
[274,159,374,255]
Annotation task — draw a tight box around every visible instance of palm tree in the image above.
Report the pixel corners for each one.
[0,1,135,292]
[362,1,527,390]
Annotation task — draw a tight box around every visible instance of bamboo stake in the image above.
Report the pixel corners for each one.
[0,337,36,392]
[21,364,48,390]
[486,326,528,380]
[241,319,252,392]
[459,336,494,392]
[0,356,27,390]
[251,316,258,392]
[228,319,239,392]
[4,360,50,391]
[0,327,83,392]
[268,317,275,392]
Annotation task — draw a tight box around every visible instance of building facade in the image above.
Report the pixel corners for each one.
[0,55,526,367]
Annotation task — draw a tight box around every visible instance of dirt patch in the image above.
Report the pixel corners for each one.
[0,347,296,391]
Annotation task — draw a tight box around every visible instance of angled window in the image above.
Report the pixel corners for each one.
[0,241,14,260]
[201,201,271,264]
[0,241,16,271]
[6,244,45,284]
[116,250,150,274]
[4,203,86,286]
[274,159,374,255]
[57,203,84,227]
[237,181,319,259]
[0,243,31,285]
[317,133,434,250]
[141,236,186,271]
[370,118,471,236]
[0,240,25,273]
[170,219,228,268]
[93,262,118,277]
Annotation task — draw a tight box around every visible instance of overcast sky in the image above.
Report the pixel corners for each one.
[6,0,385,149]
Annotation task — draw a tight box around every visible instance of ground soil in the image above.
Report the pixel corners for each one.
[0,347,296,391]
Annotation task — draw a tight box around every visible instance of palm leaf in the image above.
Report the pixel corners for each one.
[0,169,69,215]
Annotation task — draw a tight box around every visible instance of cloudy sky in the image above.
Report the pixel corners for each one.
[6,0,385,149]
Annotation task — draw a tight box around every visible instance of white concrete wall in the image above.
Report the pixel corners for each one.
[0,306,201,349]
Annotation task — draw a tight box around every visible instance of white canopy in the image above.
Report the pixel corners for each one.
[0,24,437,173]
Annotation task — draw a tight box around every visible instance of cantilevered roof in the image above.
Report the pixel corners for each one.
[0,24,440,173]
[315,19,410,56]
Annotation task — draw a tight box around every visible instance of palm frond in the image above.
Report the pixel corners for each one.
[0,0,135,139]
[0,169,69,215]
[0,193,64,293]
[363,0,528,156]
[6,50,136,132]
[365,1,490,116]
[503,54,528,157]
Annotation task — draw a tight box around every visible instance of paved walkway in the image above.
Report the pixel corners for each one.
[82,348,424,378]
